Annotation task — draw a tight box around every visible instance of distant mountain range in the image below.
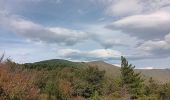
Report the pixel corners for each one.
[28,59,170,83]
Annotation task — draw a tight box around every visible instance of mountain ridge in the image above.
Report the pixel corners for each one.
[27,59,170,83]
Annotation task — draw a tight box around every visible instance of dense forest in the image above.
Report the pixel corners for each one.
[0,55,170,100]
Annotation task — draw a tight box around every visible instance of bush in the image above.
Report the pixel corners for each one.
[0,62,39,99]
[73,67,105,98]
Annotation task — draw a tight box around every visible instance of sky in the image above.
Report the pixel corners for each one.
[0,0,170,69]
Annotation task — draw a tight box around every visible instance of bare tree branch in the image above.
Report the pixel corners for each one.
[0,53,5,63]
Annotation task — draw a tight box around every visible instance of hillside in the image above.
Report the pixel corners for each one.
[86,60,170,83]
[26,59,170,83]
[25,59,87,69]
[86,61,120,78]
[136,69,170,84]
[1,58,170,99]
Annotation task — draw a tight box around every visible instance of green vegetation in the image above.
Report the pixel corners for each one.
[0,55,170,100]
[25,59,87,70]
[121,56,144,99]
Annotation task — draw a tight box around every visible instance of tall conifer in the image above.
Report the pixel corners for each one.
[121,56,144,99]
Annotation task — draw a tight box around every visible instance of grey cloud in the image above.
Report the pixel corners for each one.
[136,33,170,58]
[56,48,167,61]
[84,24,140,48]
[93,35,127,48]
[0,11,134,48]
[105,6,170,59]
[99,40,126,49]
[57,49,121,61]
[0,13,90,46]
[105,0,143,16]
[96,34,140,48]
[106,11,170,40]
[96,0,170,16]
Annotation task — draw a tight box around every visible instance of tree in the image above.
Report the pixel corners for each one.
[120,56,144,99]
[160,83,170,100]
[148,77,159,95]
[73,66,105,98]
[0,53,5,63]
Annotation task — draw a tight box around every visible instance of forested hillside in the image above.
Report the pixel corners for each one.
[0,56,170,100]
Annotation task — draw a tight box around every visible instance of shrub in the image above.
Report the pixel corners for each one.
[0,62,39,99]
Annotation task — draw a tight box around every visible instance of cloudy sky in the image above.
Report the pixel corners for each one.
[0,0,170,69]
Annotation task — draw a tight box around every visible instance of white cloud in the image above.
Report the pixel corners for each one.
[138,67,154,69]
[57,48,122,61]
[1,0,170,63]
[96,0,170,16]
[83,24,140,48]
[105,0,142,16]
[104,1,170,59]
[165,33,170,42]
[88,49,121,58]
[0,13,90,46]
[57,49,81,57]
[137,33,170,51]
[137,40,168,51]
[113,64,121,67]
[107,11,170,40]
[137,33,170,57]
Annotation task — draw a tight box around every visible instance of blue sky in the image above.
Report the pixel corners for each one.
[1,0,170,69]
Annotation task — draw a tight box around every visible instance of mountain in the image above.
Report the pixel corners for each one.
[26,59,170,83]
[34,59,85,67]
[86,61,170,83]
[85,61,120,78]
[25,59,87,69]
[136,69,170,84]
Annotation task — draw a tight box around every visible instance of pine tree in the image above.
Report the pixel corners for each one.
[120,56,144,99]
[148,77,158,95]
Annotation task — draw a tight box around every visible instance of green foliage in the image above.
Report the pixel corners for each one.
[144,77,159,96]
[45,81,65,100]
[24,59,86,70]
[160,83,170,100]
[73,67,105,98]
[164,83,170,98]
[101,78,121,96]
[88,91,102,100]
[120,56,144,99]
[2,58,170,100]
